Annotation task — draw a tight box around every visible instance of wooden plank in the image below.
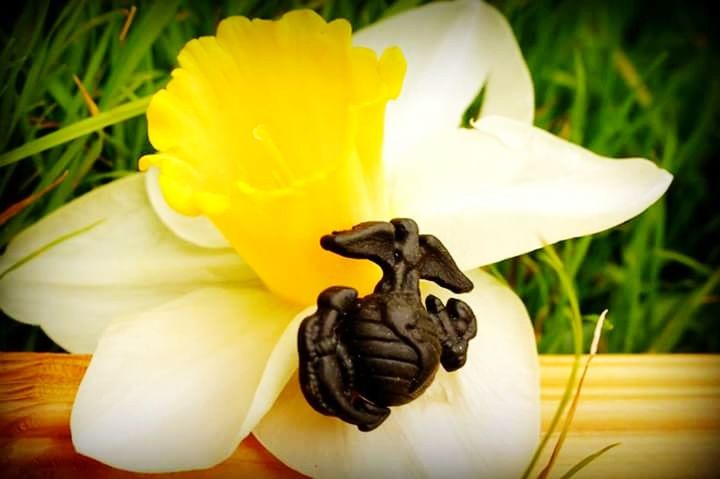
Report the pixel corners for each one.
[0,353,718,478]
[537,355,720,478]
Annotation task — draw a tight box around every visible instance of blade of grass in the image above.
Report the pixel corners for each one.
[2,2,50,147]
[522,243,584,478]
[0,171,68,226]
[72,75,100,116]
[47,75,76,115]
[653,248,713,276]
[651,269,720,352]
[0,136,86,246]
[613,48,652,107]
[99,1,180,109]
[119,6,138,43]
[72,136,105,189]
[0,220,104,281]
[0,96,150,168]
[570,49,587,144]
[565,235,592,280]
[44,0,90,68]
[66,9,126,46]
[538,311,609,479]
[621,218,648,353]
[46,137,105,212]
[81,18,116,93]
[559,443,622,479]
[0,136,82,247]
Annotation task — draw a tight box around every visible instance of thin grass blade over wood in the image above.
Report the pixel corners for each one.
[538,310,612,479]
[522,243,584,479]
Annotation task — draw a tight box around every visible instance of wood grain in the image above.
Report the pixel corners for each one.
[0,353,718,478]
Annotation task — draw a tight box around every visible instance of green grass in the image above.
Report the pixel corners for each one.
[1,0,718,352]
[497,0,720,353]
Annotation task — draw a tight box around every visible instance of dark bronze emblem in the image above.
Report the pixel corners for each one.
[298,218,478,431]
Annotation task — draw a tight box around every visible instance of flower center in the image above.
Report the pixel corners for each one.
[139,10,406,305]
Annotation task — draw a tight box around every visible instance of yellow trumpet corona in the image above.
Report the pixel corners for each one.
[140,10,407,304]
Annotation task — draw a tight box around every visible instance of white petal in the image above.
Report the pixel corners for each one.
[71,286,302,473]
[145,168,230,248]
[354,0,533,168]
[254,269,539,479]
[239,306,311,436]
[389,117,673,270]
[0,174,253,353]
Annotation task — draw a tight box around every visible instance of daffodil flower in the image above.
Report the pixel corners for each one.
[0,1,671,477]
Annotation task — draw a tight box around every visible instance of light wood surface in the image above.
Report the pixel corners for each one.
[1,353,718,478]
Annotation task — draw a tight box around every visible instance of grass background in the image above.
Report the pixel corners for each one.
[0,0,717,353]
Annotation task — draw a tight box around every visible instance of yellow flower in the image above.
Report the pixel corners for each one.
[0,1,671,477]
[138,10,405,304]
